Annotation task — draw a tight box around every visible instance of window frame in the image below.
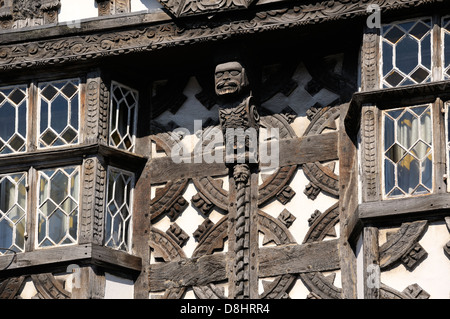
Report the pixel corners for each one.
[381,103,434,199]
[36,78,82,150]
[104,166,135,253]
[379,17,435,89]
[379,14,450,89]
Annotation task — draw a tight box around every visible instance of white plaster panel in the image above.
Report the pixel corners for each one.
[380,221,450,299]
[104,272,134,299]
[131,0,163,11]
[151,179,228,259]
[154,77,220,135]
[261,62,340,138]
[58,0,98,24]
[259,167,339,246]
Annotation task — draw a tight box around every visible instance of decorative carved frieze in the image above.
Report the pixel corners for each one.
[0,0,442,71]
[0,0,61,29]
[96,0,130,16]
[158,0,256,18]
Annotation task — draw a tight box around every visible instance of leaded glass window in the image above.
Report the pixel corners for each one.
[105,167,133,252]
[0,173,27,254]
[443,16,450,80]
[37,166,80,248]
[381,19,433,88]
[0,86,27,155]
[38,79,80,148]
[109,82,138,152]
[383,105,433,198]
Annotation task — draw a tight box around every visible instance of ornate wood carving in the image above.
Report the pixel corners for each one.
[95,0,130,16]
[80,156,107,245]
[360,30,379,91]
[166,223,189,247]
[361,107,379,201]
[0,0,61,29]
[0,273,72,299]
[379,220,428,270]
[31,273,71,299]
[302,105,340,198]
[158,0,256,18]
[0,0,442,71]
[85,72,109,145]
[300,202,341,299]
[0,276,25,299]
[380,283,430,299]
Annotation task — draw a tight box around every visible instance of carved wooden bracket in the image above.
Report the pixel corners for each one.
[158,0,257,18]
[95,0,131,16]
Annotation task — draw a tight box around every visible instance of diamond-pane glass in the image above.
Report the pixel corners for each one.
[109,82,138,152]
[0,86,27,155]
[384,105,433,198]
[381,19,432,88]
[38,79,79,148]
[105,167,134,252]
[0,173,27,254]
[37,166,79,248]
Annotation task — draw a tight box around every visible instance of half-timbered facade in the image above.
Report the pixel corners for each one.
[0,0,448,299]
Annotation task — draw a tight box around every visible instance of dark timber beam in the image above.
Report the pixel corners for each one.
[149,132,338,184]
[149,240,340,292]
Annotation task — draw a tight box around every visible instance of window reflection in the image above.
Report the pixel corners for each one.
[383,105,433,198]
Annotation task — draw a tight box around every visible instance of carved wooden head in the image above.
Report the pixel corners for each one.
[214,61,249,97]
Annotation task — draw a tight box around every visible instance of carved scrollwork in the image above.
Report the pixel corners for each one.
[300,202,341,299]
[0,276,25,299]
[379,220,428,271]
[150,131,190,223]
[31,273,71,299]
[149,227,187,299]
[302,105,340,198]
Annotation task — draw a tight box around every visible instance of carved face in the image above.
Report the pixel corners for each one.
[214,62,248,97]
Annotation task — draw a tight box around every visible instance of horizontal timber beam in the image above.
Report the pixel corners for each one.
[0,244,142,276]
[149,132,338,184]
[0,143,147,174]
[358,193,450,225]
[149,240,340,292]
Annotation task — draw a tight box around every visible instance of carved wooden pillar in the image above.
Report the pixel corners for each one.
[79,155,107,245]
[84,70,110,145]
[360,27,380,92]
[40,0,61,24]
[96,0,131,16]
[0,0,12,29]
[215,61,260,299]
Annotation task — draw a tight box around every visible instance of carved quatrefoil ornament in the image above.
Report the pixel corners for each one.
[158,0,257,18]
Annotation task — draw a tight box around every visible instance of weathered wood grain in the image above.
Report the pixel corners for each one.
[149,253,227,292]
[258,240,340,278]
[149,132,338,184]
[0,244,141,274]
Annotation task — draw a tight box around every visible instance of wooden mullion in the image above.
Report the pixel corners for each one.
[25,166,37,252]
[432,13,442,82]
[363,227,380,299]
[433,98,447,194]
